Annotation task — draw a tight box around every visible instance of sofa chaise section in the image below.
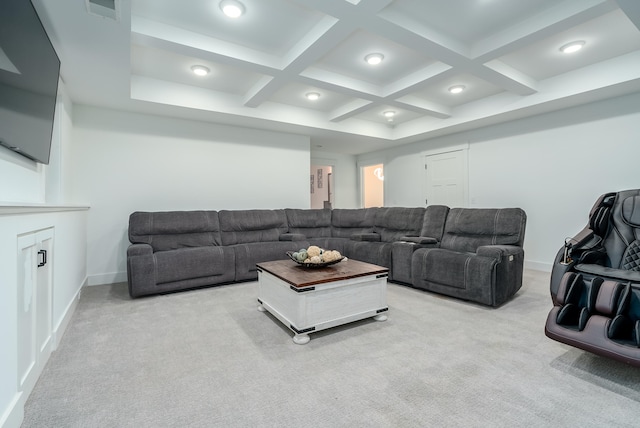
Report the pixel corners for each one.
[411,208,527,307]
[127,211,235,297]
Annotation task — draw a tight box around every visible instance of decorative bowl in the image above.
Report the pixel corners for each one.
[286,251,345,268]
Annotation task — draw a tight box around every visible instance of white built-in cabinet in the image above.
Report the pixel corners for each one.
[16,228,54,396]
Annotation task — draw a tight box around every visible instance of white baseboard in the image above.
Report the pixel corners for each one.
[52,277,85,349]
[87,271,127,286]
[525,260,552,273]
[0,391,23,428]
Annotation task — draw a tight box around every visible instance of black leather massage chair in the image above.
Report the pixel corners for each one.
[545,189,640,367]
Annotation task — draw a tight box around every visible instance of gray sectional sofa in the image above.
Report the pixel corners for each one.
[127,205,526,306]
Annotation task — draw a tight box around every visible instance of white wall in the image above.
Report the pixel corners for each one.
[358,93,640,271]
[70,106,312,285]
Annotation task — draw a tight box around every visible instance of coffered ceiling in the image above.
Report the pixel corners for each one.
[35,0,640,154]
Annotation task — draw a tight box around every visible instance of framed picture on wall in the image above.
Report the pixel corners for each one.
[317,168,323,188]
[310,174,314,194]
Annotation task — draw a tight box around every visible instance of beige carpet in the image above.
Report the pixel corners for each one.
[22,270,640,427]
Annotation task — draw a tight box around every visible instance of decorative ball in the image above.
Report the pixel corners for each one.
[296,251,308,262]
[307,246,321,257]
[310,255,322,264]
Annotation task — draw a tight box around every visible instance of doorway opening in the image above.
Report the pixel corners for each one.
[310,165,333,209]
[361,163,384,208]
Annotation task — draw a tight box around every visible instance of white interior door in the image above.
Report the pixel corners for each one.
[424,150,467,207]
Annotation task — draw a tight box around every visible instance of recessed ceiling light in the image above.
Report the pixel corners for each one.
[191,65,210,76]
[559,40,585,54]
[365,53,384,65]
[448,85,465,94]
[220,0,245,18]
[306,92,320,101]
[383,111,395,118]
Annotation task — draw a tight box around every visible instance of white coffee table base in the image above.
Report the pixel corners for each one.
[257,265,388,344]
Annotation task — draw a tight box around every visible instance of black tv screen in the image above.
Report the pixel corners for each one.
[0,0,60,165]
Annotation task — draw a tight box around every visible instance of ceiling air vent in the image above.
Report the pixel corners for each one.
[86,0,120,21]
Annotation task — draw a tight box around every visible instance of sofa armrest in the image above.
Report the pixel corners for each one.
[126,244,156,298]
[350,233,381,242]
[476,245,523,260]
[127,243,153,256]
[399,236,438,245]
[279,233,307,241]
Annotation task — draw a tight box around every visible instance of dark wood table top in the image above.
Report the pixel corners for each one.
[256,258,389,288]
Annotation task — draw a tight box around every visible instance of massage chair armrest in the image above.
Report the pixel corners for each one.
[565,228,605,263]
[127,243,153,257]
[399,235,438,245]
[350,233,381,242]
[279,233,307,241]
[476,245,523,261]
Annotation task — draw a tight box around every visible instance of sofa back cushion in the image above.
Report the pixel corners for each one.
[374,207,426,242]
[285,209,332,238]
[421,205,450,240]
[128,211,221,251]
[440,208,526,253]
[331,208,377,238]
[219,209,288,245]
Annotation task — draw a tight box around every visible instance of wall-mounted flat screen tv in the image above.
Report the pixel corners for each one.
[0,0,60,165]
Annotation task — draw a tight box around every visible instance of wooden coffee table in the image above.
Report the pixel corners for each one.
[256,258,389,344]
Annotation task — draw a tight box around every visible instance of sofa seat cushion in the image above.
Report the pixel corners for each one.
[155,246,233,284]
[344,241,391,267]
[413,248,497,290]
[232,241,309,281]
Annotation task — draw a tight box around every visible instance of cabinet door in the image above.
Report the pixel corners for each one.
[35,229,53,363]
[16,228,54,394]
[17,233,38,392]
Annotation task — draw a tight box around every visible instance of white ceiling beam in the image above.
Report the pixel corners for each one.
[482,60,538,93]
[382,63,453,99]
[617,0,640,31]
[390,96,451,119]
[243,76,275,108]
[244,17,355,108]
[131,16,279,72]
[328,99,373,122]
[298,67,382,99]
[363,13,537,95]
